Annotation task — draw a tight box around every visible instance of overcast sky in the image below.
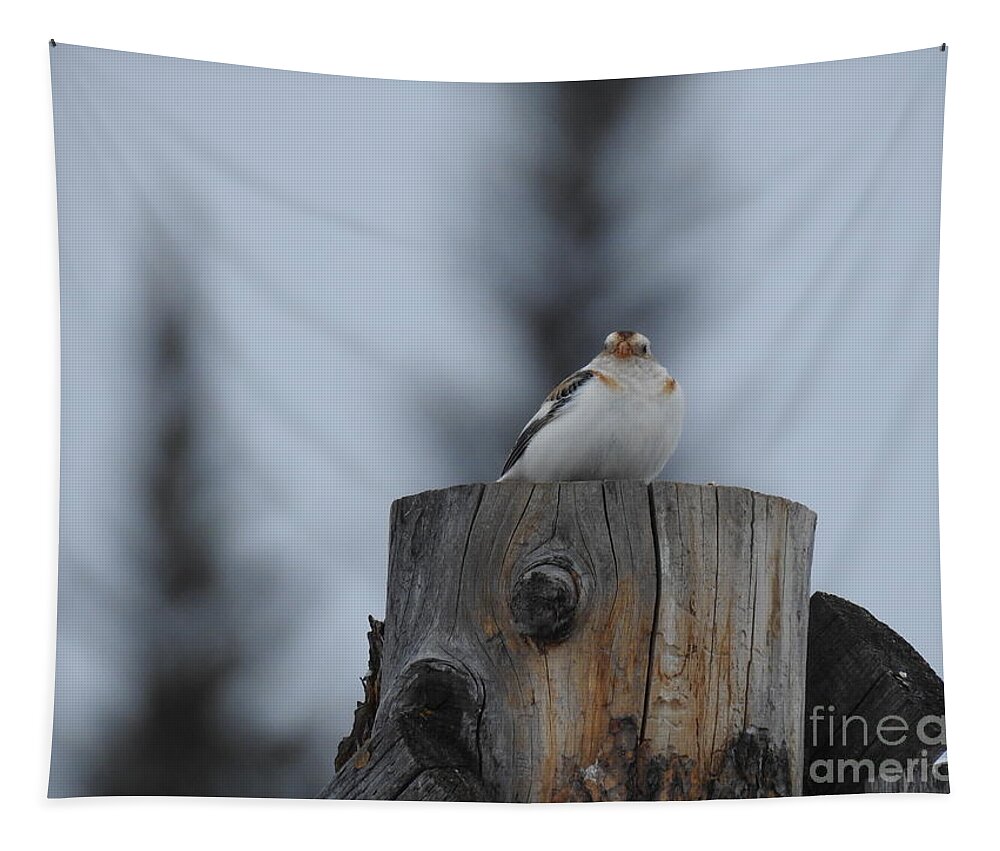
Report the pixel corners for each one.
[49,44,946,796]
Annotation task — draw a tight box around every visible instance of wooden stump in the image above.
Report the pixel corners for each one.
[321,482,816,802]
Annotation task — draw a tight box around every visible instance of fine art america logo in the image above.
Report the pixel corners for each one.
[807,706,948,786]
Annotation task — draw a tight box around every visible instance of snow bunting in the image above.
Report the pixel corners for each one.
[500,331,684,483]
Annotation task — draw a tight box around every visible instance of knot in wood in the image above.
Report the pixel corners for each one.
[510,561,579,645]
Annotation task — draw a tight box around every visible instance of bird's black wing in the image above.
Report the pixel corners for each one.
[500,369,596,477]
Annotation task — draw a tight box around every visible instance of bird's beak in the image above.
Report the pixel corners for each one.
[615,341,632,359]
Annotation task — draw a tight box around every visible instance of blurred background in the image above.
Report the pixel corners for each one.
[49,44,946,797]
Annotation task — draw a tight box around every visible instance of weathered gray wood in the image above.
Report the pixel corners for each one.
[803,592,947,796]
[642,485,815,798]
[865,774,949,794]
[321,482,816,802]
[320,658,489,801]
[334,616,383,772]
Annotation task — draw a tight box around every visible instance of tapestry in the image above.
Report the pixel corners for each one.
[48,43,948,800]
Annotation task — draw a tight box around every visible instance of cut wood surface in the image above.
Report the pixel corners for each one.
[321,482,816,802]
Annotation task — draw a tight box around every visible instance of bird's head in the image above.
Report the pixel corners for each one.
[603,330,652,360]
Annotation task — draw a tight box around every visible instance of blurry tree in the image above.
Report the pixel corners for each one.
[91,232,303,796]
[517,79,637,385]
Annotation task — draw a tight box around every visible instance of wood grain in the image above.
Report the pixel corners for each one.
[643,484,815,797]
[803,592,947,795]
[321,482,816,801]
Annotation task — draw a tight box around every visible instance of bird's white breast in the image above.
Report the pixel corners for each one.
[507,359,684,483]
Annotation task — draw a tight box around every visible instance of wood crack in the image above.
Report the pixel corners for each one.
[449,484,486,640]
[743,493,759,729]
[640,483,663,743]
[709,486,723,761]
[601,484,620,615]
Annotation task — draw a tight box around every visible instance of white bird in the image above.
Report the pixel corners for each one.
[500,331,684,483]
